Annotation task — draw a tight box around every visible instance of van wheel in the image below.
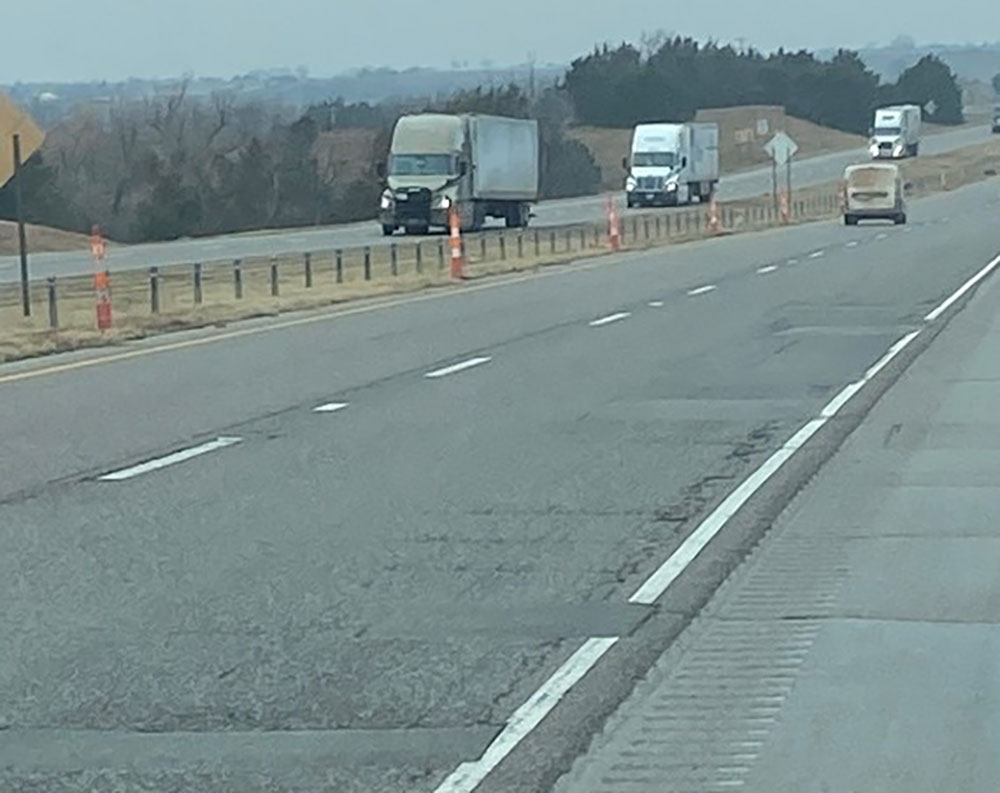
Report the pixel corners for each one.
[894,213,907,225]
[844,215,858,226]
[381,224,395,236]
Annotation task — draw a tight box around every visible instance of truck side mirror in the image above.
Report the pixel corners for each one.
[376,162,387,179]
[621,156,629,171]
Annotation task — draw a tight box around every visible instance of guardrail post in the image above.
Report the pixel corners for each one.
[304,252,313,288]
[499,234,506,261]
[47,276,57,328]
[579,227,586,250]
[534,229,541,257]
[480,236,487,262]
[562,228,570,252]
[517,232,524,259]
[335,249,344,283]
[549,231,556,254]
[233,259,243,298]
[390,243,398,276]
[437,239,445,270]
[270,257,279,296]
[655,216,662,237]
[364,247,372,280]
[149,266,160,314]
[593,225,600,247]
[193,262,203,305]
[416,241,423,273]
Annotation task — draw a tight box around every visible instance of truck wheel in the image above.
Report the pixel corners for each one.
[844,215,857,226]
[405,223,429,235]
[911,143,919,157]
[504,205,524,229]
[471,205,485,232]
[626,195,635,209]
[381,224,395,237]
[894,213,907,225]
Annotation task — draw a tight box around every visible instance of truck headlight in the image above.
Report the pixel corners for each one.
[435,195,452,210]
[666,181,678,191]
[893,144,904,157]
[625,177,636,192]
[380,189,394,210]
[869,144,880,157]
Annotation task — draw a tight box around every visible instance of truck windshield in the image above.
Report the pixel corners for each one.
[633,152,676,167]
[874,126,902,136]
[390,154,454,176]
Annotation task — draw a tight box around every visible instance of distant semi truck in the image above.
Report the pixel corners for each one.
[623,122,719,208]
[378,113,538,235]
[992,105,1000,134]
[869,105,921,159]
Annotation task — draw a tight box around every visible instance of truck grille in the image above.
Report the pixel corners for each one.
[393,187,432,220]
[636,176,665,191]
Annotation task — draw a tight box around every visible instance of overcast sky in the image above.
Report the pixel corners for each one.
[5,0,997,83]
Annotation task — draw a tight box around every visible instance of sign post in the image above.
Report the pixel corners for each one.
[764,132,799,224]
[0,94,45,317]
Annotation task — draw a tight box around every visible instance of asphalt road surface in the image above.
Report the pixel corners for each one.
[1,175,999,792]
[0,124,989,284]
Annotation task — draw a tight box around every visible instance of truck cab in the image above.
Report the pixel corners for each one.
[870,105,921,159]
[379,114,465,236]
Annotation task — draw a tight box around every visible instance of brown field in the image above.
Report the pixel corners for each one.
[0,221,93,255]
[570,106,868,192]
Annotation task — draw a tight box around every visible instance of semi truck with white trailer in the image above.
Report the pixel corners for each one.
[869,104,921,159]
[623,122,719,208]
[378,113,539,235]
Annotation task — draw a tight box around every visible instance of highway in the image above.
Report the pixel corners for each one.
[0,123,989,284]
[1,174,999,792]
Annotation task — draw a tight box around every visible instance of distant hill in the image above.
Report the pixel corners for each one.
[818,40,1000,82]
[2,64,564,128]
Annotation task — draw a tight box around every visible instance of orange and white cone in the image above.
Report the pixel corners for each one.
[449,207,464,279]
[607,194,621,251]
[708,197,721,234]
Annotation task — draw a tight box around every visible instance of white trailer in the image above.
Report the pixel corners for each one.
[624,122,720,208]
[869,105,922,159]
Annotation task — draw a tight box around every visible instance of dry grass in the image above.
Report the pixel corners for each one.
[3,138,998,365]
[0,221,93,255]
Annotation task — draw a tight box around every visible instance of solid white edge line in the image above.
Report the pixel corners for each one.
[98,437,242,481]
[687,285,717,296]
[589,312,632,327]
[629,444,797,605]
[925,254,1000,322]
[864,331,921,380]
[314,402,349,413]
[820,381,866,418]
[425,357,493,379]
[433,637,619,793]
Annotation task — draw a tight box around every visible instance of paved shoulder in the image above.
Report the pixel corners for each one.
[552,248,1000,792]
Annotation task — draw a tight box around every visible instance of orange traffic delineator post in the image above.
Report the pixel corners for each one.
[607,194,621,251]
[779,191,790,224]
[91,224,112,330]
[449,207,464,279]
[708,197,721,234]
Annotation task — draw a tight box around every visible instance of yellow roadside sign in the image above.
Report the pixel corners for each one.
[0,93,45,189]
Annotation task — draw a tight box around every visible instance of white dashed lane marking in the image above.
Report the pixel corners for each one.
[589,312,632,327]
[687,285,717,296]
[98,437,243,482]
[425,357,493,379]
[314,402,349,413]
[756,266,778,275]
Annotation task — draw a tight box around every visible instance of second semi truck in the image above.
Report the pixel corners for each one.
[623,123,720,208]
[378,113,539,235]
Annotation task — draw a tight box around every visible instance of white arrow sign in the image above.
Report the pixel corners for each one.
[764,131,798,166]
[924,99,938,117]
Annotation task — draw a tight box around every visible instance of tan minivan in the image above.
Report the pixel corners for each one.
[843,163,906,226]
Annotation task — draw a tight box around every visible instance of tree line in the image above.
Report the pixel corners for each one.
[565,38,964,133]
